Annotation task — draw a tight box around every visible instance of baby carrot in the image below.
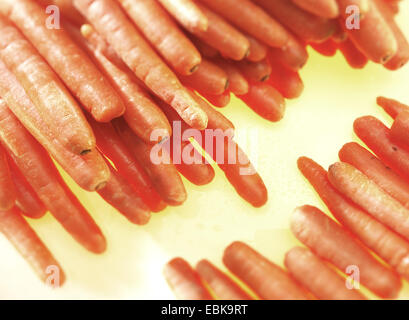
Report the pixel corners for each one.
[0,207,66,285]
[36,0,86,26]
[338,39,369,69]
[267,59,304,99]
[6,0,125,122]
[157,0,208,33]
[245,35,268,62]
[199,0,289,48]
[291,205,401,299]
[291,0,339,19]
[268,34,308,71]
[0,144,15,211]
[310,40,338,57]
[213,59,249,95]
[377,96,409,119]
[201,92,231,108]
[223,242,308,300]
[74,0,208,130]
[336,0,370,17]
[298,156,409,281]
[237,59,272,83]
[164,258,213,300]
[239,83,286,122]
[285,247,366,300]
[196,259,253,300]
[118,0,201,75]
[190,36,219,58]
[0,15,94,155]
[391,111,409,147]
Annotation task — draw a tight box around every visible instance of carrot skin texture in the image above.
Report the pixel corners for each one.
[310,40,338,57]
[337,0,370,17]
[36,0,86,26]
[377,96,409,119]
[291,0,339,19]
[74,0,208,130]
[391,111,409,147]
[267,60,304,99]
[245,35,268,62]
[118,0,201,75]
[268,34,308,71]
[291,205,401,299]
[201,92,231,108]
[223,242,308,300]
[237,59,272,83]
[338,39,369,69]
[213,60,248,95]
[196,260,253,300]
[285,247,366,300]
[164,258,213,300]
[0,207,66,285]
[0,144,15,211]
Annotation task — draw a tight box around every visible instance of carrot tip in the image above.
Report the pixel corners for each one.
[224,79,230,91]
[80,149,92,156]
[190,64,200,74]
[95,181,107,191]
[260,75,269,82]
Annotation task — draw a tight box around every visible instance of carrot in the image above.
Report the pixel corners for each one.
[118,0,201,75]
[213,59,249,95]
[377,96,409,119]
[328,161,409,242]
[285,247,366,300]
[157,0,208,33]
[245,35,268,62]
[0,100,106,253]
[310,40,338,57]
[201,92,231,108]
[267,59,304,99]
[332,21,348,43]
[0,207,66,285]
[336,0,370,17]
[237,59,272,83]
[196,259,253,300]
[179,59,229,95]
[239,83,286,122]
[0,144,15,211]
[338,39,369,69]
[199,0,289,48]
[255,0,336,43]
[164,258,213,300]
[391,111,409,147]
[0,59,110,192]
[298,156,409,281]
[74,0,208,130]
[291,205,401,299]
[36,0,86,26]
[190,36,219,58]
[268,34,308,71]
[223,241,308,300]
[7,156,46,219]
[192,3,250,61]
[344,1,398,64]
[292,0,339,19]
[113,118,187,206]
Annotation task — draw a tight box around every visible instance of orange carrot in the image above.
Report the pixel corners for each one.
[332,20,348,43]
[291,205,401,299]
[190,36,219,58]
[338,39,369,69]
[336,0,370,17]
[201,92,231,108]
[74,0,208,130]
[267,59,304,99]
[298,156,409,281]
[391,111,409,147]
[291,0,339,19]
[164,258,213,300]
[158,0,208,33]
[239,83,286,122]
[285,247,366,300]
[196,259,253,300]
[36,0,86,26]
[377,96,409,119]
[269,34,308,71]
[213,59,249,95]
[237,59,271,83]
[0,207,66,285]
[245,35,268,62]
[310,40,338,57]
[118,0,201,75]
[223,241,308,300]
[0,144,15,211]
[199,0,289,48]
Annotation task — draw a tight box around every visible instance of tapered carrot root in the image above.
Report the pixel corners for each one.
[158,0,208,33]
[74,0,208,130]
[377,96,409,119]
[118,0,201,75]
[196,260,252,300]
[223,242,308,300]
[328,161,409,242]
[213,59,248,95]
[291,205,401,299]
[0,15,95,155]
[267,59,304,99]
[201,92,231,108]
[237,59,271,83]
[338,39,369,69]
[291,0,339,19]
[239,83,286,122]
[391,111,409,147]
[285,247,366,300]
[269,34,308,71]
[180,59,229,95]
[0,144,15,211]
[164,258,213,300]
[199,0,288,48]
[190,36,219,58]
[310,40,338,57]
[298,156,409,282]
[0,207,66,286]
[245,35,268,62]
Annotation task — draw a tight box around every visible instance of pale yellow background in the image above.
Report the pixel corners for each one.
[2,4,409,300]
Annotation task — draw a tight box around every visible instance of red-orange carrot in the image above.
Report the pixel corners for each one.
[190,36,219,58]
[74,0,208,130]
[377,96,409,119]
[245,35,268,62]
[237,59,271,83]
[118,0,201,75]
[332,21,348,43]
[269,34,308,71]
[298,156,409,281]
[199,0,289,48]
[223,242,308,300]
[391,111,409,147]
[310,40,338,57]
[267,59,304,99]
[201,92,231,108]
[164,258,213,300]
[239,83,285,122]
[0,207,66,285]
[285,247,366,300]
[291,0,339,19]
[291,205,401,299]
[336,0,370,17]
[213,59,248,95]
[36,0,86,26]
[338,39,369,69]
[158,0,208,33]
[0,144,15,211]
[196,259,252,300]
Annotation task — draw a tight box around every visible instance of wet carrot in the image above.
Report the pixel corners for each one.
[298,156,409,282]
[292,0,339,19]
[199,0,289,48]
[237,59,271,83]
[377,96,408,119]
[285,247,366,300]
[245,35,268,62]
[164,257,213,300]
[213,59,249,95]
[269,34,308,71]
[158,0,208,33]
[267,59,304,99]
[223,241,308,300]
[74,0,208,130]
[310,40,338,57]
[118,0,201,75]
[0,144,15,211]
[0,207,66,285]
[338,39,369,69]
[196,259,253,300]
[291,205,401,299]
